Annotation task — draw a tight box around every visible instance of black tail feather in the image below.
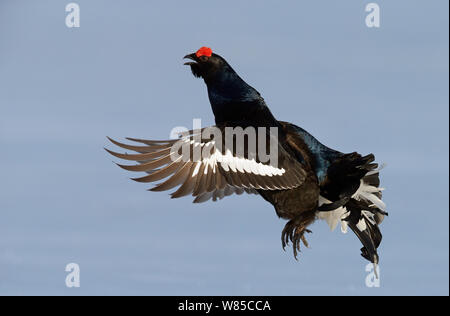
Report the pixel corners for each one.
[344,199,383,264]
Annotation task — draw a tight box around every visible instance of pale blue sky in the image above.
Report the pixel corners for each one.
[0,0,448,295]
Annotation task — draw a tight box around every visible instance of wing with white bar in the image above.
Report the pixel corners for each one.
[105,126,307,203]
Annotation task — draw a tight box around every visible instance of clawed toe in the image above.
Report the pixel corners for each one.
[281,220,312,259]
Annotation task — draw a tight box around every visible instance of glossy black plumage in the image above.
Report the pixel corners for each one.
[106,48,387,266]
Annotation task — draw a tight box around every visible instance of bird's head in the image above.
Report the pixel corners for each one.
[184,47,231,82]
[183,46,262,108]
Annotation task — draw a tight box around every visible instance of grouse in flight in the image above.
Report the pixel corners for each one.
[106,46,387,267]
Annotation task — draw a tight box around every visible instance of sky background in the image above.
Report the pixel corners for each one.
[0,0,448,295]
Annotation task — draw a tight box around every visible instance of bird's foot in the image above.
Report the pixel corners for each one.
[281,217,313,260]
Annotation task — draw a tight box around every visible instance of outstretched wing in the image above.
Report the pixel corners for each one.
[106,126,307,203]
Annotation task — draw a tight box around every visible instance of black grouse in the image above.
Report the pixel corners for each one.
[106,46,388,267]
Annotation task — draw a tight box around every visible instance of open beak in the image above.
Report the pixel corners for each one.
[183,53,197,65]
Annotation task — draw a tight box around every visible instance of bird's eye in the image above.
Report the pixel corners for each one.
[199,55,209,62]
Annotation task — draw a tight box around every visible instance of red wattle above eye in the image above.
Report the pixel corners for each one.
[196,47,212,58]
